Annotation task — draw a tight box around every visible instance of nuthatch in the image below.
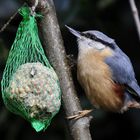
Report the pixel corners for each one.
[66,25,140,113]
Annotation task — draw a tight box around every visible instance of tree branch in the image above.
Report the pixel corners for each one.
[24,0,92,139]
[129,0,140,41]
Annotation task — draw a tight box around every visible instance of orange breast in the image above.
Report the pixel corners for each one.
[77,48,124,112]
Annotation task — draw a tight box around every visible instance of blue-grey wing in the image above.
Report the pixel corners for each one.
[105,44,140,100]
[105,46,135,84]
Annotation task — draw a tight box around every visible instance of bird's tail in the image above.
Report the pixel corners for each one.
[127,81,140,103]
[120,81,140,112]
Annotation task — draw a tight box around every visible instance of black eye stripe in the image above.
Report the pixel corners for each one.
[80,32,115,50]
[80,33,97,40]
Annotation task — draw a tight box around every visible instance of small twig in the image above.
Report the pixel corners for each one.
[0,3,26,33]
[129,0,140,41]
[0,11,18,33]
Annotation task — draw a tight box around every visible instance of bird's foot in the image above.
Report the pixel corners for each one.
[121,101,140,112]
[66,54,76,69]
[67,109,93,120]
[128,101,140,108]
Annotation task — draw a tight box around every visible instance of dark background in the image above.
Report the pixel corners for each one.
[0,0,140,140]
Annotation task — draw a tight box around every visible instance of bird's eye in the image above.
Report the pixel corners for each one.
[92,35,97,40]
[88,41,93,47]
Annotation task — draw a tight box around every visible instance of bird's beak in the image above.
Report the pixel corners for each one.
[65,25,82,39]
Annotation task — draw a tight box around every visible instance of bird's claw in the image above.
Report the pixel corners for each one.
[67,109,93,120]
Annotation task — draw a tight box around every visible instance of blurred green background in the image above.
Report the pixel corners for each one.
[0,0,140,140]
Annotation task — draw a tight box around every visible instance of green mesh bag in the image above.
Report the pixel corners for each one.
[1,7,61,132]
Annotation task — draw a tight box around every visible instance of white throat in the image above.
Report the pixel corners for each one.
[77,38,106,55]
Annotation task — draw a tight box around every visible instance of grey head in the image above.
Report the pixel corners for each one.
[65,25,116,50]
